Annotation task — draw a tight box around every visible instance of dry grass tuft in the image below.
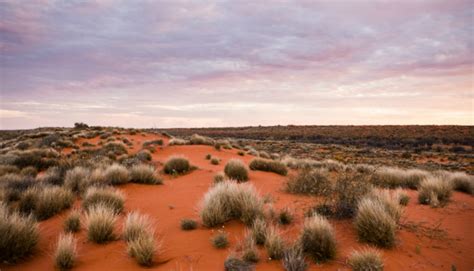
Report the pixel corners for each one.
[123,211,157,267]
[249,158,288,176]
[54,233,77,271]
[299,214,336,262]
[130,164,162,184]
[286,168,331,196]
[84,204,117,244]
[265,226,285,260]
[418,176,452,207]
[64,166,90,194]
[180,218,198,231]
[104,164,130,185]
[372,167,429,189]
[212,231,229,249]
[123,211,153,242]
[64,209,81,233]
[82,187,125,213]
[224,159,249,182]
[282,244,308,271]
[348,248,384,271]
[163,155,190,175]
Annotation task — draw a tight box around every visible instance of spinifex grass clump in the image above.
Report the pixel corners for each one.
[418,176,453,207]
[54,233,77,271]
[249,158,288,176]
[84,204,117,244]
[130,164,162,184]
[20,186,74,220]
[82,186,125,213]
[372,167,429,189]
[200,181,264,227]
[212,231,229,249]
[0,203,39,263]
[299,214,336,262]
[163,156,190,175]
[265,227,285,260]
[104,164,130,185]
[123,211,157,267]
[180,219,198,231]
[64,210,81,233]
[348,248,384,271]
[286,168,332,196]
[224,159,249,182]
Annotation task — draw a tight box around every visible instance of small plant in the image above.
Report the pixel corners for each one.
[282,244,308,271]
[241,234,259,263]
[211,157,220,165]
[237,151,245,156]
[136,150,152,161]
[372,167,429,189]
[224,159,249,182]
[418,176,452,207]
[123,211,153,242]
[278,208,293,225]
[54,233,77,271]
[348,248,384,271]
[130,164,162,184]
[354,197,396,248]
[0,203,39,263]
[286,168,332,196]
[251,218,267,245]
[64,167,90,194]
[224,255,253,271]
[205,154,212,160]
[249,158,288,176]
[213,172,226,184]
[82,187,125,213]
[212,231,229,249]
[84,204,117,244]
[21,186,75,220]
[104,164,130,185]
[181,219,198,231]
[127,234,156,267]
[164,155,190,175]
[299,214,336,262]
[397,191,410,206]
[64,210,81,233]
[265,227,285,260]
[446,172,473,195]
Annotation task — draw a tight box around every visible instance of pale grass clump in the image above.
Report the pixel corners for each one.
[249,158,288,176]
[200,181,264,227]
[224,159,249,182]
[130,164,162,184]
[372,167,430,189]
[82,186,125,213]
[84,204,117,244]
[123,211,157,267]
[251,218,267,245]
[418,176,452,207]
[300,214,336,262]
[20,186,74,220]
[190,134,215,145]
[286,168,332,196]
[348,248,384,271]
[282,244,308,271]
[354,198,396,248]
[163,155,190,175]
[64,209,81,233]
[168,138,189,146]
[64,166,91,194]
[265,226,285,260]
[436,171,473,195]
[123,211,153,242]
[0,203,39,263]
[241,233,259,263]
[103,164,130,185]
[54,233,77,271]
[211,231,229,249]
[368,189,403,223]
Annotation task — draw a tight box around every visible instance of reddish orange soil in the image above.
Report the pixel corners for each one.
[2,133,473,270]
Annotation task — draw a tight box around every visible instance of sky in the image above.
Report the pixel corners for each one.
[0,0,473,129]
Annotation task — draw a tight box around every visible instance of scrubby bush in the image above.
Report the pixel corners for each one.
[249,158,287,176]
[82,187,125,213]
[130,164,162,184]
[332,172,372,218]
[372,167,429,189]
[251,218,267,245]
[418,176,452,207]
[190,134,214,145]
[205,154,212,160]
[181,219,198,231]
[282,245,308,271]
[64,210,81,233]
[136,150,152,161]
[37,166,63,186]
[0,204,39,263]
[348,248,384,271]
[213,172,226,184]
[265,227,285,260]
[142,139,163,148]
[395,190,410,206]
[64,167,90,194]
[224,159,249,182]
[103,164,130,185]
[224,255,254,271]
[211,157,220,165]
[102,142,128,156]
[54,233,77,271]
[354,198,396,248]
[286,168,331,196]
[200,182,264,227]
[278,208,293,225]
[163,156,190,175]
[439,171,473,195]
[84,204,117,243]
[299,214,336,262]
[212,231,229,249]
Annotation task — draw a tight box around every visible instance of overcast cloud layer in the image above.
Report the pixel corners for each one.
[0,0,473,129]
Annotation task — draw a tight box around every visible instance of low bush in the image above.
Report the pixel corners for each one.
[64,210,81,233]
[37,166,63,186]
[130,164,162,184]
[395,190,410,206]
[265,227,285,260]
[200,182,264,227]
[82,187,125,213]
[213,172,226,184]
[136,150,152,161]
[181,219,198,231]
[418,176,452,207]
[190,134,215,145]
[299,214,336,262]
[142,139,163,148]
[163,156,190,175]
[249,158,288,176]
[0,204,39,263]
[212,231,229,249]
[54,233,77,271]
[211,157,220,165]
[282,245,308,271]
[224,159,249,182]
[103,164,130,185]
[285,168,331,196]
[354,197,396,248]
[331,172,372,218]
[84,204,117,243]
[348,248,384,271]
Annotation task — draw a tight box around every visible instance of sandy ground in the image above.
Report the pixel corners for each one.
[2,133,473,270]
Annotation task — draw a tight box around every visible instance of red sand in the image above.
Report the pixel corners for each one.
[2,133,473,270]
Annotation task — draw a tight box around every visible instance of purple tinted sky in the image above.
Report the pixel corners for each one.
[0,0,473,129]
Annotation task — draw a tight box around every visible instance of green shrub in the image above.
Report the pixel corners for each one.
[354,198,396,248]
[85,204,117,243]
[104,164,130,185]
[224,159,248,182]
[163,156,190,175]
[286,168,331,196]
[348,248,384,271]
[181,219,198,231]
[212,231,229,249]
[0,204,39,263]
[64,210,81,233]
[200,182,264,227]
[418,176,452,207]
[54,233,77,271]
[249,158,287,176]
[82,187,125,213]
[300,214,336,262]
[130,164,162,184]
[265,227,285,260]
